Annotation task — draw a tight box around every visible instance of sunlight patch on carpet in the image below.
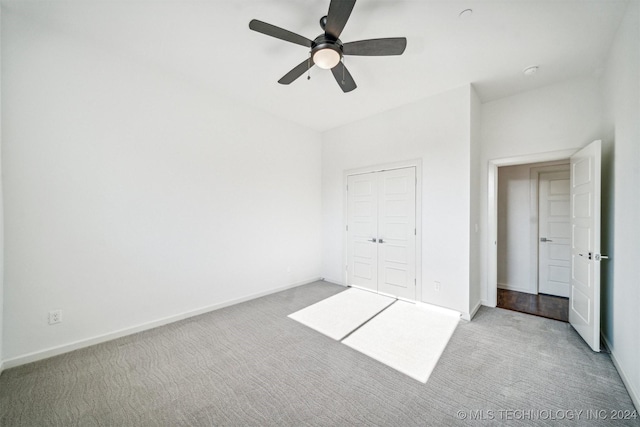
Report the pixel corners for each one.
[288,288,395,341]
[342,300,460,383]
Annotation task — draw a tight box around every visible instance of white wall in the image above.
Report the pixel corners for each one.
[322,85,474,316]
[497,164,533,292]
[469,88,482,315]
[600,0,640,410]
[479,77,604,305]
[0,6,4,372]
[2,10,322,362]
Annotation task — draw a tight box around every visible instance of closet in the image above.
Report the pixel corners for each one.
[346,167,417,300]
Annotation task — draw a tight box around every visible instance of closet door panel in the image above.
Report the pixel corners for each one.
[347,173,378,291]
[377,168,416,300]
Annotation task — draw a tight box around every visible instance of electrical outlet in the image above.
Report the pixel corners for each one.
[48,310,62,325]
[434,281,441,292]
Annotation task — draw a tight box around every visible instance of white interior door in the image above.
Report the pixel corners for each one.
[347,173,379,292]
[569,140,602,352]
[346,167,416,301]
[538,170,571,297]
[377,168,416,300]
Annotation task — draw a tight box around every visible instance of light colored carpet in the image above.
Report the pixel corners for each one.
[343,300,460,383]
[0,281,638,426]
[288,287,395,340]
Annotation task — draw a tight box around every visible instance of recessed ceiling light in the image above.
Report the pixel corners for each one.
[459,9,473,18]
[523,66,539,76]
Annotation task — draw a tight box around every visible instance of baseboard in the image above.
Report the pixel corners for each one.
[461,307,475,321]
[600,333,611,353]
[466,299,482,321]
[497,283,536,295]
[601,333,640,411]
[2,277,321,370]
[321,277,345,286]
[0,360,4,377]
[481,299,496,308]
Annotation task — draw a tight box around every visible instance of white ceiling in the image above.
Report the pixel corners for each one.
[3,0,629,132]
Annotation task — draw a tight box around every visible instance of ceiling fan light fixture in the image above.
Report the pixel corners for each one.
[313,47,341,69]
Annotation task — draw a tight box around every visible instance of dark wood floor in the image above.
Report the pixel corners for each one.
[497,288,569,322]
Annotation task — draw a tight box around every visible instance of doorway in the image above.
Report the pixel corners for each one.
[495,161,570,321]
[488,142,603,351]
[344,161,421,302]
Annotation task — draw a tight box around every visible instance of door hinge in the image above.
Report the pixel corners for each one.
[414,278,416,286]
[346,185,348,191]
[414,228,416,235]
[346,225,348,231]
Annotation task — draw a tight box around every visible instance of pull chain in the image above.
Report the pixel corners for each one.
[307,52,311,80]
[341,57,345,85]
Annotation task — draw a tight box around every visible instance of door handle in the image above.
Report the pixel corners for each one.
[368,238,377,243]
[578,252,608,261]
[378,238,385,244]
[540,237,553,242]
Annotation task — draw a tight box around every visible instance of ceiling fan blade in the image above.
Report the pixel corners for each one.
[249,19,313,48]
[278,57,315,85]
[343,38,407,56]
[331,62,357,93]
[324,0,356,39]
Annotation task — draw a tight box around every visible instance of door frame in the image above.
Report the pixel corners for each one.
[344,159,423,302]
[487,149,578,307]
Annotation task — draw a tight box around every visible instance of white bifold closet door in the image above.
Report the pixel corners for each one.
[346,167,416,301]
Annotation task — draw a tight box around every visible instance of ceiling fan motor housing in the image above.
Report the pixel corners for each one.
[312,35,343,55]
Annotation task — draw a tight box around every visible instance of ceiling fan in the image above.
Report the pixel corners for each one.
[249,0,407,93]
